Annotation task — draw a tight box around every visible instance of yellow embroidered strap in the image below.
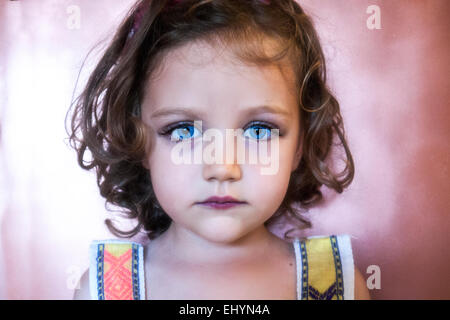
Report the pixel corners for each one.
[91,240,145,300]
[300,235,344,300]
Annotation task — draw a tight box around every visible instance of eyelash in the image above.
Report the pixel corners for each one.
[158,120,282,142]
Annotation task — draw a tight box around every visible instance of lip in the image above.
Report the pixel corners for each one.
[196,196,247,210]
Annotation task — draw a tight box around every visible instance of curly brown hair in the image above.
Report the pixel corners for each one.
[66,0,354,241]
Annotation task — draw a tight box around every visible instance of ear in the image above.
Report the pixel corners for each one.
[292,147,302,172]
[142,159,149,170]
[141,142,150,170]
[292,132,304,172]
[141,141,151,170]
[141,123,152,171]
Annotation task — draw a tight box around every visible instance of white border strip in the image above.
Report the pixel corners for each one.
[336,234,355,300]
[137,244,146,299]
[88,242,99,300]
[293,238,302,300]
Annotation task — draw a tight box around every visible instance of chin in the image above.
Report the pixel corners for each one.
[196,219,248,244]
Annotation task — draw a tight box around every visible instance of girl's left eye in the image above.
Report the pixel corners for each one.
[243,123,278,141]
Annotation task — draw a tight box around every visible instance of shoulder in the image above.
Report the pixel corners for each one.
[354,266,371,300]
[73,268,91,300]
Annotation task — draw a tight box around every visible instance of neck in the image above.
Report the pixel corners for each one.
[154,223,279,268]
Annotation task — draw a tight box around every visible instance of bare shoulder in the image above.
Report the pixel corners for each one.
[73,268,91,300]
[354,266,371,300]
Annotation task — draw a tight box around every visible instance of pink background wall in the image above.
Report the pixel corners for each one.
[0,0,449,299]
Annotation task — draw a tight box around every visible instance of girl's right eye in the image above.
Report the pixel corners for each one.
[160,122,201,142]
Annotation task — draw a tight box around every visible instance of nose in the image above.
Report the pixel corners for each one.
[202,131,242,182]
[202,162,242,182]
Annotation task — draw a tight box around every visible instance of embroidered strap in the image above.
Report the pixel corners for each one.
[89,240,146,300]
[89,236,353,300]
[294,234,355,300]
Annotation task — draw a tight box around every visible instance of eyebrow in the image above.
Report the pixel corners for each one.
[150,104,291,119]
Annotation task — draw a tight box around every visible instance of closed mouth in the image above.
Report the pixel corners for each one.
[198,195,245,204]
[196,201,247,209]
[201,201,245,204]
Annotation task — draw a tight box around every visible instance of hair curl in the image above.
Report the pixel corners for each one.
[66,0,354,241]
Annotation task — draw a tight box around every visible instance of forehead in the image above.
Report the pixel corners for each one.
[142,40,297,115]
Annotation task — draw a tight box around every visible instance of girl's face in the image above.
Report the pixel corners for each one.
[141,41,302,244]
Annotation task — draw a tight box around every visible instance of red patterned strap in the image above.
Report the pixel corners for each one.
[89,240,146,300]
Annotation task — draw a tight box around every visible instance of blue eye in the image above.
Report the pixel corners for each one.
[169,124,201,142]
[160,121,280,143]
[243,123,276,141]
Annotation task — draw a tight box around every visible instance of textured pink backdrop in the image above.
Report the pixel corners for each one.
[0,0,449,299]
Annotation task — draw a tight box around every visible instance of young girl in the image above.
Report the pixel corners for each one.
[69,0,370,300]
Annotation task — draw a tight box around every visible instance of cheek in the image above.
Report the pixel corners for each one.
[244,143,294,211]
[246,171,289,205]
[147,142,198,214]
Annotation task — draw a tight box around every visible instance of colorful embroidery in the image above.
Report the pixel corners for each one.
[308,282,337,300]
[92,242,143,300]
[299,235,345,300]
